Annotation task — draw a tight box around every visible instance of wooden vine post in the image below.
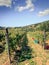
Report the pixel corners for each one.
[43,30,46,49]
[5,28,11,64]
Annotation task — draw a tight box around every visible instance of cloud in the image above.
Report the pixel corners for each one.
[0,0,12,7]
[16,0,34,12]
[38,9,49,16]
[29,8,34,12]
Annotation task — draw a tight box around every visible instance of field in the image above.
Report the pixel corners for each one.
[0,29,49,65]
[0,21,49,65]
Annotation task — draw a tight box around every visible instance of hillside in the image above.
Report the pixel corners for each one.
[0,20,49,31]
[21,20,49,32]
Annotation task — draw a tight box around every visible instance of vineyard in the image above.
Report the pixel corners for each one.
[0,21,49,65]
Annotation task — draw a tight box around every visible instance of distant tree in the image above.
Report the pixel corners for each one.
[36,21,49,31]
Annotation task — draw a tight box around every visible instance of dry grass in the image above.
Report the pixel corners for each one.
[0,50,10,65]
[26,33,49,65]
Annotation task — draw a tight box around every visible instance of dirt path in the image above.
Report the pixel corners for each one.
[27,33,49,65]
[0,49,11,65]
[2,58,10,65]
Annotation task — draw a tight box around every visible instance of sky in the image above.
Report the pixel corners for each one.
[0,0,49,27]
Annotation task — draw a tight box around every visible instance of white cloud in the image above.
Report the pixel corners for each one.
[16,0,34,12]
[0,0,12,7]
[38,9,49,16]
[29,8,34,12]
